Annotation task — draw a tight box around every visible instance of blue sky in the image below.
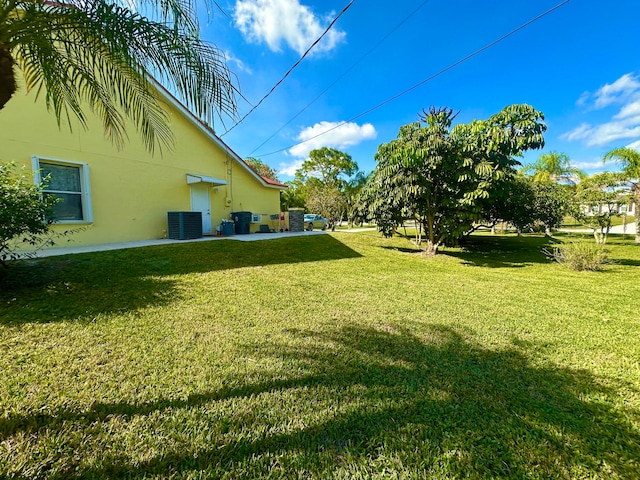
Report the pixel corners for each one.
[200,0,640,181]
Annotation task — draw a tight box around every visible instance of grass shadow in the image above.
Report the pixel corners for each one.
[616,258,640,266]
[0,235,361,324]
[440,234,556,268]
[379,246,423,254]
[3,325,638,478]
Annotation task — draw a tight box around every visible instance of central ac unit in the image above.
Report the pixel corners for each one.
[167,211,202,240]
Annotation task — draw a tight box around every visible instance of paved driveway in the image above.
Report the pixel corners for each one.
[561,222,636,234]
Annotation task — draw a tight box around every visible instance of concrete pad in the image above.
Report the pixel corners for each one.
[29,230,328,258]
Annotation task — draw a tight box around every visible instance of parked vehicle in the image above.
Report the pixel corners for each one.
[304,214,327,231]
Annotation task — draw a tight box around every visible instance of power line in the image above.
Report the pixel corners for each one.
[247,0,432,156]
[255,0,571,158]
[221,0,356,137]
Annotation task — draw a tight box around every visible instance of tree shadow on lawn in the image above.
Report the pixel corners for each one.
[0,235,361,324]
[380,245,424,254]
[615,258,640,266]
[3,325,638,478]
[441,235,557,268]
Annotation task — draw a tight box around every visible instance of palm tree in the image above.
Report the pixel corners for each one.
[0,0,236,152]
[603,147,640,243]
[523,151,585,185]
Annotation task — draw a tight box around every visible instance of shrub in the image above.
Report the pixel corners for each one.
[544,241,610,271]
[0,162,57,267]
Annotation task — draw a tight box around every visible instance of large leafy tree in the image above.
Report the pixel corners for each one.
[530,180,573,237]
[280,179,306,212]
[305,182,344,228]
[358,172,404,236]
[364,104,546,255]
[296,147,358,185]
[521,151,582,236]
[475,174,537,234]
[367,108,473,251]
[295,147,359,228]
[0,0,237,151]
[523,151,585,185]
[476,172,575,236]
[343,170,368,227]
[244,157,279,182]
[574,172,628,244]
[603,147,640,243]
[476,175,572,237]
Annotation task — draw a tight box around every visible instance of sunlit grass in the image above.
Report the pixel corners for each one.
[563,214,634,228]
[1,232,639,478]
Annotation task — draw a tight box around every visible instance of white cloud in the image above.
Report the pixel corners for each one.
[278,159,304,177]
[224,50,253,75]
[571,159,604,171]
[233,0,345,55]
[575,91,590,107]
[288,121,377,158]
[561,122,640,147]
[562,73,640,147]
[614,99,640,120]
[593,73,640,108]
[626,139,640,151]
[561,123,592,142]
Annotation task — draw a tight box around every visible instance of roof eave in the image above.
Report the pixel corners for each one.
[148,78,284,189]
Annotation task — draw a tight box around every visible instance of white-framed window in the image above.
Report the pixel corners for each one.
[32,156,93,223]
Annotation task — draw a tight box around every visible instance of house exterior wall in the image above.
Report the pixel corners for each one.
[1,83,281,249]
[581,201,636,216]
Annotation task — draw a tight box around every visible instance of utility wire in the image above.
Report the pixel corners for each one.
[255,0,570,158]
[248,0,432,156]
[221,0,356,137]
[215,83,254,133]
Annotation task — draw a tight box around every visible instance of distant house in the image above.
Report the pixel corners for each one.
[1,77,286,251]
[581,196,636,216]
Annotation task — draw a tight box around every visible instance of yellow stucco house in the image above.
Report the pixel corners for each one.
[1,78,286,251]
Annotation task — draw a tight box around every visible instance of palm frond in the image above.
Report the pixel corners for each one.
[603,147,640,178]
[2,0,237,151]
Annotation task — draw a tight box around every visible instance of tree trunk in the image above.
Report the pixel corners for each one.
[0,42,16,110]
[593,229,608,245]
[423,220,438,255]
[423,240,439,256]
[634,192,640,244]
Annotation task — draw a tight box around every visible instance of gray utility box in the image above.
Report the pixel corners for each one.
[221,221,234,236]
[167,211,202,240]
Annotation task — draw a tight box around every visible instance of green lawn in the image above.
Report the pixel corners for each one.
[1,232,639,479]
